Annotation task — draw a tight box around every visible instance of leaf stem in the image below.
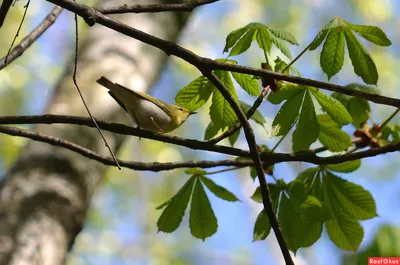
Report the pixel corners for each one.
[380,108,400,129]
[206,166,243,175]
[263,48,269,65]
[282,42,311,73]
[259,32,269,64]
[271,120,297,152]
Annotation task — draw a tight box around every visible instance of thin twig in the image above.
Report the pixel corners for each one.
[0,114,250,158]
[207,86,270,145]
[281,43,312,73]
[0,6,63,70]
[44,0,400,108]
[206,167,242,175]
[380,108,400,129]
[0,125,253,171]
[96,0,219,15]
[203,71,295,265]
[271,120,297,152]
[72,12,121,169]
[5,0,30,64]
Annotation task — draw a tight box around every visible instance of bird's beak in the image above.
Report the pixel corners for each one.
[190,111,197,115]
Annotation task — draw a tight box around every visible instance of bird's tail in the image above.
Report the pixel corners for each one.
[96,76,114,89]
[96,76,128,112]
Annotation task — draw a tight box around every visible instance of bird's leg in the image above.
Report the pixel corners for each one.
[130,112,142,139]
[150,117,164,134]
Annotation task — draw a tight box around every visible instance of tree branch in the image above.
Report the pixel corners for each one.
[0,125,254,171]
[44,0,400,108]
[202,71,294,265]
[96,0,219,15]
[0,114,250,157]
[0,6,62,69]
[26,0,400,262]
[0,119,398,167]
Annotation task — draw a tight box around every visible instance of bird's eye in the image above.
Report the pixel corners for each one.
[179,107,183,111]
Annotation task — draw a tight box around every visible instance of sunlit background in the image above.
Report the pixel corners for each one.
[0,0,399,264]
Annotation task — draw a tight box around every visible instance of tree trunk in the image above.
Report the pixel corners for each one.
[0,1,189,264]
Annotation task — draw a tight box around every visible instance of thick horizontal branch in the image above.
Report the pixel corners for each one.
[0,114,250,157]
[1,115,398,167]
[0,6,63,70]
[45,0,400,108]
[96,0,219,15]
[0,125,253,171]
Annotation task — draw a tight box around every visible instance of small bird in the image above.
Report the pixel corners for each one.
[97,76,196,133]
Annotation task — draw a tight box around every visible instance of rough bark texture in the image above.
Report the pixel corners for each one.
[0,1,189,264]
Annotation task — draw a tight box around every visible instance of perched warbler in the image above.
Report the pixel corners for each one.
[97,76,196,133]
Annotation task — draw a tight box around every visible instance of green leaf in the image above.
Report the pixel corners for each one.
[155,199,172,210]
[269,28,299,45]
[279,193,305,253]
[239,101,266,127]
[300,197,324,246]
[270,33,292,59]
[271,90,304,137]
[344,28,378,85]
[157,176,195,233]
[300,196,324,221]
[360,225,400,256]
[185,168,207,176]
[382,124,400,142]
[320,28,345,80]
[288,180,308,203]
[293,91,319,152]
[251,185,282,213]
[309,17,339,50]
[189,179,218,240]
[250,186,262,203]
[326,216,363,251]
[204,122,221,140]
[296,167,319,182]
[344,225,400,262]
[229,28,256,56]
[250,167,257,181]
[331,92,370,128]
[317,113,340,128]
[223,27,249,53]
[346,83,381,95]
[324,171,377,220]
[311,90,352,126]
[327,160,361,173]
[231,72,260,96]
[346,22,392,46]
[209,71,238,127]
[347,98,370,127]
[253,210,271,241]
[274,57,289,74]
[267,84,302,104]
[214,58,238,65]
[318,125,352,152]
[201,176,240,202]
[256,28,272,53]
[175,76,214,111]
[228,129,240,146]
